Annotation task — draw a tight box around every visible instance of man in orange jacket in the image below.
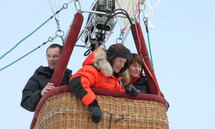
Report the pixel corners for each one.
[69,43,138,123]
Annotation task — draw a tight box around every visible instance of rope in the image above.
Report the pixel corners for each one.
[131,0,142,55]
[0,47,40,72]
[147,30,154,67]
[138,0,142,58]
[0,2,69,61]
[45,108,169,123]
[0,18,51,61]
[48,0,65,44]
[138,0,141,24]
[36,108,169,129]
[108,114,113,129]
[0,35,57,72]
[115,114,124,123]
[144,17,154,68]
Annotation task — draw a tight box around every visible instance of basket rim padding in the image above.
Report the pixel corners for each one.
[30,85,168,129]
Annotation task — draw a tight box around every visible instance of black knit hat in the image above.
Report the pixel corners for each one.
[106,44,131,73]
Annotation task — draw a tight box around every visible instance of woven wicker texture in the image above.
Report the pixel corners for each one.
[34,92,168,129]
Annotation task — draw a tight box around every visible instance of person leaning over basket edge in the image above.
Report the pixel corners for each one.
[69,43,138,123]
[21,43,72,112]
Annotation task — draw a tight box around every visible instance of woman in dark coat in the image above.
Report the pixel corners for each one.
[128,53,150,93]
[128,53,169,109]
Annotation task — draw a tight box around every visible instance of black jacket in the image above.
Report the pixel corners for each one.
[131,74,150,94]
[132,74,170,109]
[20,66,72,112]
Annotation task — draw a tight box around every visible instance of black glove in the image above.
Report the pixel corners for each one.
[89,100,102,123]
[125,84,138,96]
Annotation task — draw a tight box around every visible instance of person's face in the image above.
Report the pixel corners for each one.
[46,47,61,70]
[112,57,127,73]
[128,62,142,79]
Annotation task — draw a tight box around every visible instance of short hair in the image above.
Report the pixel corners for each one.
[46,43,63,54]
[129,53,144,70]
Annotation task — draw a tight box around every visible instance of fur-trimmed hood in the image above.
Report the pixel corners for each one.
[82,48,130,85]
[82,48,111,76]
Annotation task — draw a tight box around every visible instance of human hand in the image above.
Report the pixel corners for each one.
[125,84,138,96]
[41,83,55,96]
[89,100,102,123]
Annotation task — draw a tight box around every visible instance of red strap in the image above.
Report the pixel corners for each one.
[130,75,141,84]
[50,12,83,87]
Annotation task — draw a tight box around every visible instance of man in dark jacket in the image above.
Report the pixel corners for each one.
[21,44,72,112]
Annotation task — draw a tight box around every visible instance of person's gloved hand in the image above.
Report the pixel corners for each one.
[89,100,102,123]
[125,84,138,96]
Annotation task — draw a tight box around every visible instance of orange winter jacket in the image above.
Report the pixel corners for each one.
[69,48,126,107]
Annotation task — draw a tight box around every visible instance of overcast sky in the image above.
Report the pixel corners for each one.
[0,0,215,129]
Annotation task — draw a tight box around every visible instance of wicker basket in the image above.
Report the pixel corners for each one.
[32,87,168,129]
